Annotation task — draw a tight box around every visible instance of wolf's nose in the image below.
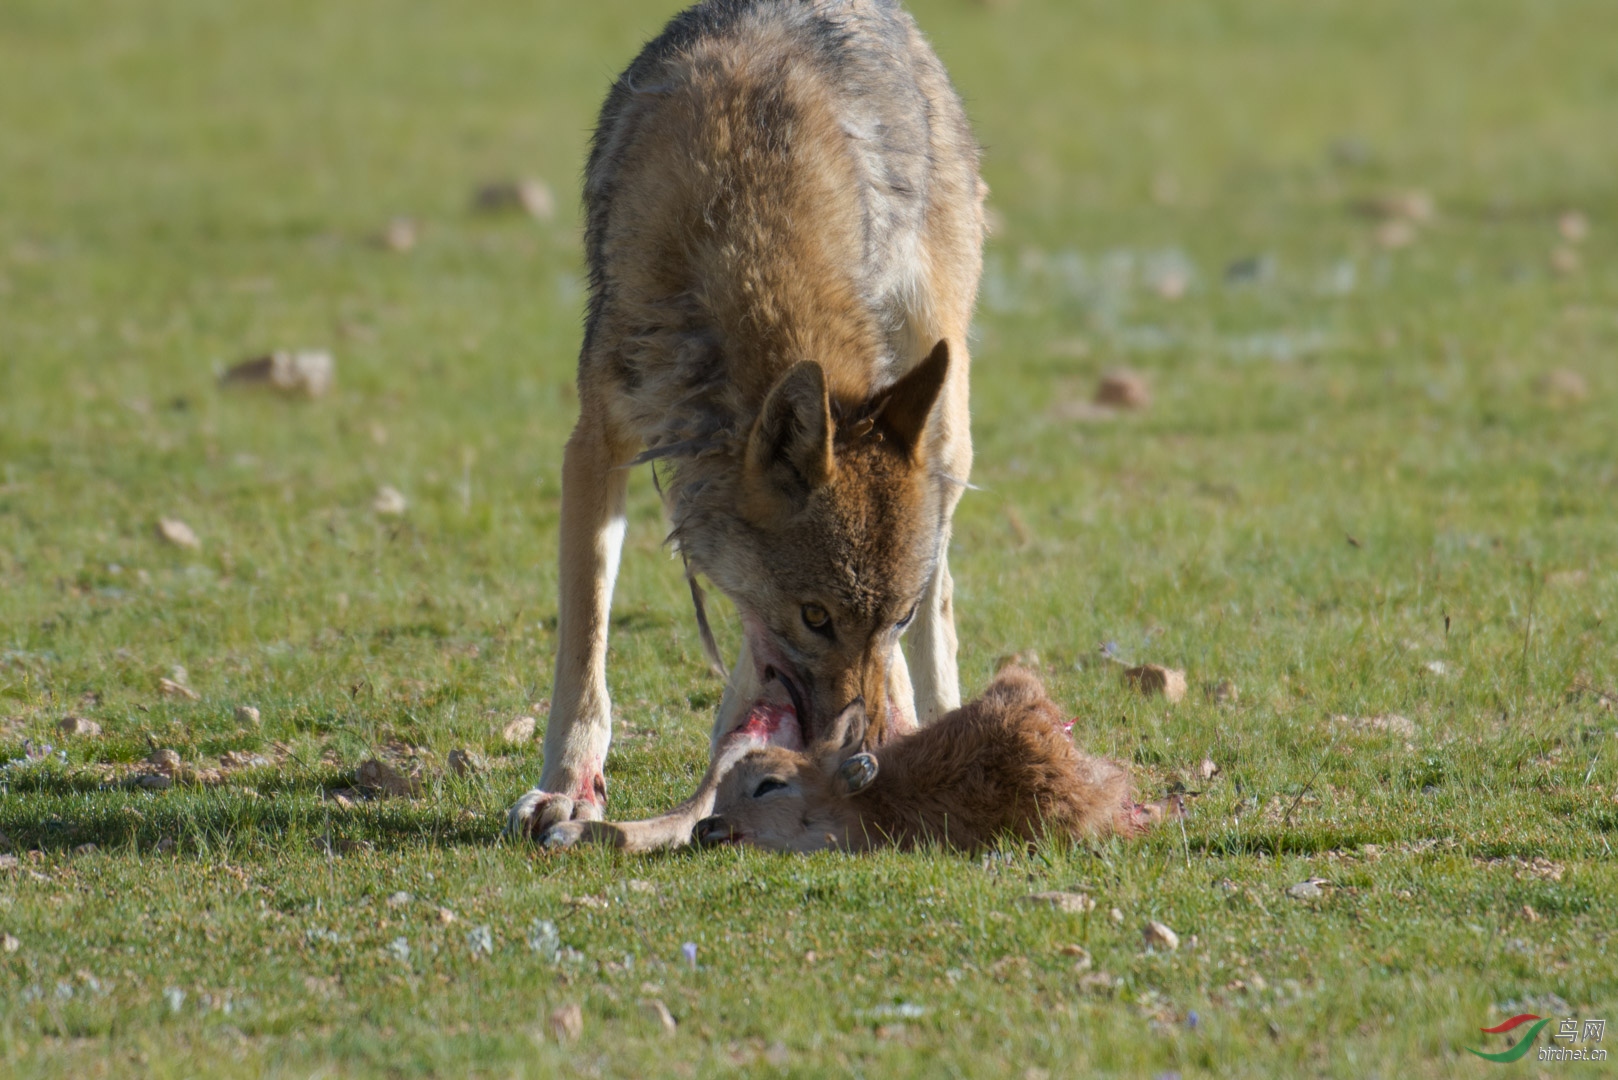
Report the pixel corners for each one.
[695,816,733,845]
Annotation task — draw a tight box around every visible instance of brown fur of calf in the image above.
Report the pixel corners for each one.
[699,667,1150,852]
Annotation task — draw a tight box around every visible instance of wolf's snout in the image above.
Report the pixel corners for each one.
[695,815,736,846]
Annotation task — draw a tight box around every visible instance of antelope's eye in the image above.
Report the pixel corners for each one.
[801,604,831,632]
[752,778,789,799]
[896,603,919,630]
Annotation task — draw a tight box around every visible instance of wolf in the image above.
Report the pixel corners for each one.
[507,0,985,850]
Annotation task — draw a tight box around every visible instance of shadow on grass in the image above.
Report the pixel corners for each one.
[1,765,360,798]
[0,789,502,854]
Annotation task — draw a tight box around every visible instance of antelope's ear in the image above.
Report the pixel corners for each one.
[834,752,879,796]
[745,361,834,497]
[876,340,950,459]
[823,698,868,753]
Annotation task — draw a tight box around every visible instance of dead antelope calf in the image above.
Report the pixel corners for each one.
[697,667,1160,852]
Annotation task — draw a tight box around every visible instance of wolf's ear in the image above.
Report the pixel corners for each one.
[876,339,950,459]
[746,361,834,494]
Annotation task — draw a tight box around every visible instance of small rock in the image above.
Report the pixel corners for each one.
[234,705,261,726]
[1549,246,1581,276]
[436,907,456,925]
[157,518,201,550]
[503,716,537,743]
[1558,211,1589,244]
[1078,971,1117,994]
[1355,190,1434,224]
[447,749,486,777]
[641,999,677,1034]
[372,485,408,516]
[355,759,422,798]
[1142,920,1180,951]
[1536,368,1588,403]
[1521,905,1540,923]
[1334,714,1415,738]
[387,891,413,907]
[148,748,183,771]
[1423,659,1450,677]
[1287,879,1328,900]
[1094,369,1151,410]
[134,773,173,791]
[1021,891,1095,914]
[158,678,199,701]
[1375,219,1416,249]
[1123,664,1187,703]
[1205,679,1239,705]
[1,933,18,953]
[0,855,17,869]
[220,350,335,399]
[1198,758,1221,782]
[547,1002,584,1042]
[473,179,556,222]
[1058,944,1093,971]
[1110,908,1124,924]
[1153,269,1188,301]
[58,716,101,737]
[380,217,418,253]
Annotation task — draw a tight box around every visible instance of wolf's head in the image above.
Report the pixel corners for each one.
[676,340,954,747]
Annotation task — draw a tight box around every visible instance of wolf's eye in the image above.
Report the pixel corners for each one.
[801,604,831,633]
[752,778,789,799]
[896,603,919,630]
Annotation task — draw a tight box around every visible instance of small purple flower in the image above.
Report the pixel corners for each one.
[1186,1011,1200,1029]
[681,942,698,969]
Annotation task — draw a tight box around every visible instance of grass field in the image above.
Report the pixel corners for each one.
[3,0,1616,1075]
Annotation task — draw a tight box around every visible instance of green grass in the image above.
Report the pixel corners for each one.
[3,0,1616,1075]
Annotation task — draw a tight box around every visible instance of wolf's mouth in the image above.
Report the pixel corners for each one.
[764,666,807,727]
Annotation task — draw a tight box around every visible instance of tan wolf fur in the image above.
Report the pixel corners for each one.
[507,0,985,850]
[696,667,1159,853]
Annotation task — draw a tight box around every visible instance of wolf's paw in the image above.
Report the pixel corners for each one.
[506,788,603,841]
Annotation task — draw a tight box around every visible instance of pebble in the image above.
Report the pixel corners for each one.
[156,518,200,550]
[548,1002,584,1042]
[1123,665,1188,703]
[1143,920,1180,951]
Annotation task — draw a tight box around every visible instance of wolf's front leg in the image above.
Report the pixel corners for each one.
[537,639,768,851]
[908,342,972,725]
[508,408,635,840]
[908,547,960,724]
